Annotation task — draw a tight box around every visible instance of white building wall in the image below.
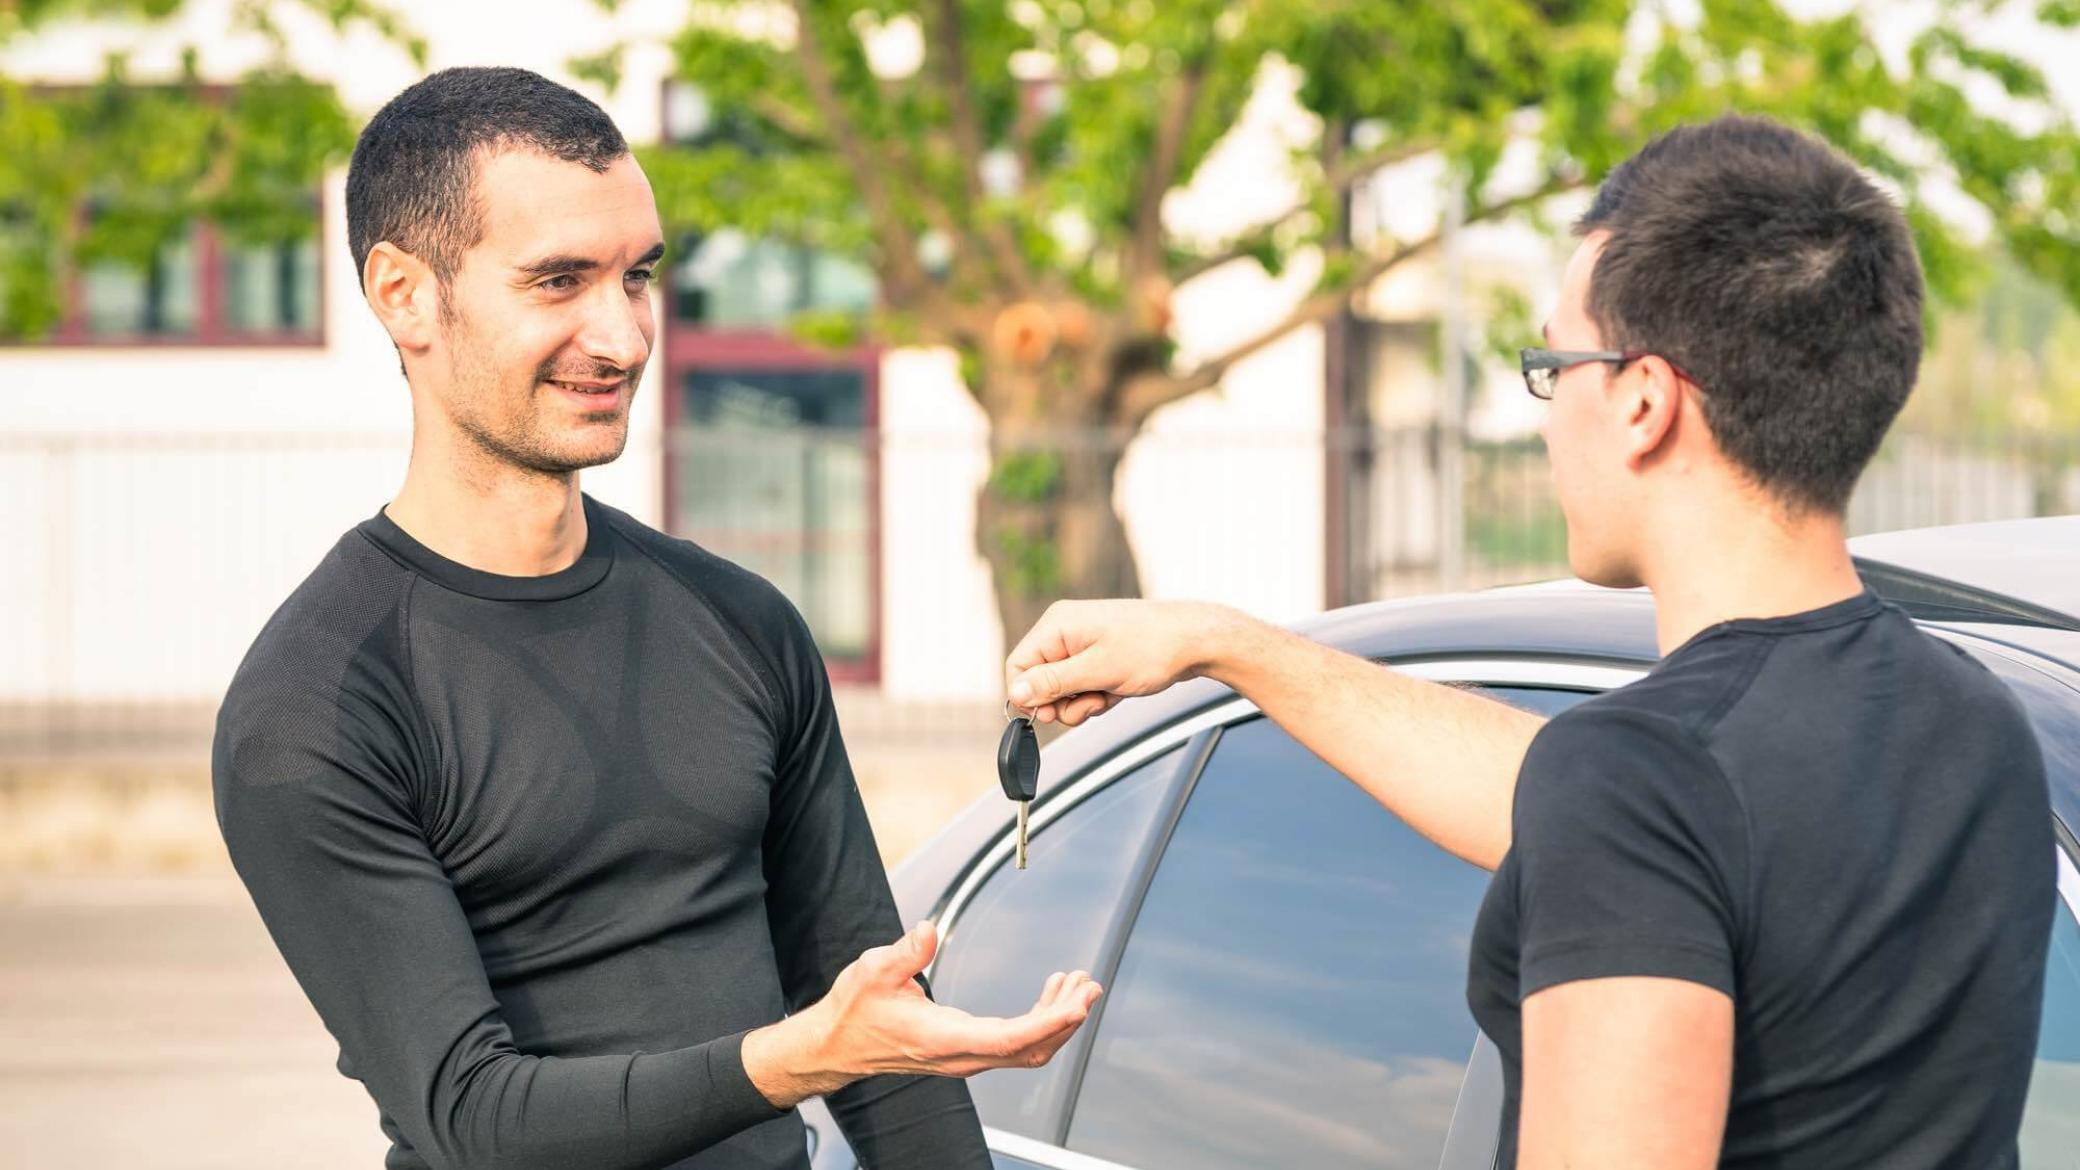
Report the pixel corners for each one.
[1,1,1339,706]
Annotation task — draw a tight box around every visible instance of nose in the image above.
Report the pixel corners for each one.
[578,282,652,374]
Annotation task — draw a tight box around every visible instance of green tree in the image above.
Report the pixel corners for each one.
[0,0,420,337]
[630,0,2080,643]
[11,2,2080,644]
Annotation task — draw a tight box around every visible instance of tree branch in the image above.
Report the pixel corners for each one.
[748,93,825,144]
[1126,174,1582,422]
[787,0,932,301]
[1124,49,1212,284]
[1171,136,1442,286]
[922,0,1033,294]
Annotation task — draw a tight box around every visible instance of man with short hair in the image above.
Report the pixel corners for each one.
[1005,115,2054,1168]
[215,66,1096,1170]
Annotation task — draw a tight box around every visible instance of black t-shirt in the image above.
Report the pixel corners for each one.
[1467,591,2055,1169]
[214,494,988,1170]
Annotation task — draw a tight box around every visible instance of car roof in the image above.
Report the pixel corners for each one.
[1849,516,2080,626]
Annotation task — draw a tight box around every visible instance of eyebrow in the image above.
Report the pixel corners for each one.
[514,242,667,281]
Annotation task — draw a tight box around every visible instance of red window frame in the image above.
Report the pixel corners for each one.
[661,325,885,685]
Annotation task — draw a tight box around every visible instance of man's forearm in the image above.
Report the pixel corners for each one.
[1200,608,1543,869]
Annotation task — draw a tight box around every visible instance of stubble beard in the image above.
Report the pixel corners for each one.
[442,320,641,478]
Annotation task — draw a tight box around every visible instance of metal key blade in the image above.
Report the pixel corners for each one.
[1017,801,1029,869]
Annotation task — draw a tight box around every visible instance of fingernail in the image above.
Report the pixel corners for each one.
[1010,680,1032,703]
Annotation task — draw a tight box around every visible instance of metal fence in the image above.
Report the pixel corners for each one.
[3,424,2076,767]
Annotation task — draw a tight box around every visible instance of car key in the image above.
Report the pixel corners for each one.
[997,710,1041,869]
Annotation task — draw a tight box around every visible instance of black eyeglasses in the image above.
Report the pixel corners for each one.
[1520,347,1704,401]
[1520,348,1637,400]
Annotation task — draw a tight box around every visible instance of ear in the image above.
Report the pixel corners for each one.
[1618,355,1685,471]
[362,242,440,358]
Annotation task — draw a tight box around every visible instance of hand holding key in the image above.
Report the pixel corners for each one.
[1006,599,1241,728]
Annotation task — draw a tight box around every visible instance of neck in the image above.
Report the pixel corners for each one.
[1638,489,1865,655]
[386,422,588,578]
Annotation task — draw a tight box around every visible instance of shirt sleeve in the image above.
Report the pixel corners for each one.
[1510,704,1750,1000]
[213,671,786,1170]
[758,599,993,1169]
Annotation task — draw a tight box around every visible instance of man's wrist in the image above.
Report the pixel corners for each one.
[743,1003,849,1110]
[1191,602,1271,688]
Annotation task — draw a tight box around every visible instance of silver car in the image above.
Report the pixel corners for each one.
[807,516,2080,1170]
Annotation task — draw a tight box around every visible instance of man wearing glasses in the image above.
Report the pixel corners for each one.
[1002,115,2053,1168]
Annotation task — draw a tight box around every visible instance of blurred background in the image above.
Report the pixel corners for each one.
[3,0,2079,1165]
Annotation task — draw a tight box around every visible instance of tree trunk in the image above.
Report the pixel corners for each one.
[975,408,1144,667]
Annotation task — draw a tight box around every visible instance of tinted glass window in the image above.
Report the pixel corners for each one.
[673,370,871,658]
[82,228,197,337]
[668,228,876,328]
[1067,686,1591,1170]
[934,743,1191,1138]
[2020,888,2080,1166]
[222,234,320,336]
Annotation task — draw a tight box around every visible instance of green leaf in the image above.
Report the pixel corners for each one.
[988,448,1064,503]
[567,42,627,95]
[786,308,868,349]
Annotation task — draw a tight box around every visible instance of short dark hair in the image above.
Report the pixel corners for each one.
[1576,114,1924,514]
[346,67,628,291]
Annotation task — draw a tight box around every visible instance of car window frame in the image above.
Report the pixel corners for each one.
[929,730,1218,1138]
[931,657,1644,1170]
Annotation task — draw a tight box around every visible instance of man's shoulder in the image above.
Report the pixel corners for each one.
[222,528,414,714]
[215,526,425,789]
[593,497,807,642]
[1530,694,1714,775]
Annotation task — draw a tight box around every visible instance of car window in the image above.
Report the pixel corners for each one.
[934,743,1193,1139]
[2020,884,2080,1166]
[1066,687,1591,1170]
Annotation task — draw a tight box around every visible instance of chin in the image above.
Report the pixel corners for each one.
[563,438,630,471]
[513,432,629,475]
[1566,540,1643,590]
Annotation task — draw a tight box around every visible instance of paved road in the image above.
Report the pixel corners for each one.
[0,872,391,1170]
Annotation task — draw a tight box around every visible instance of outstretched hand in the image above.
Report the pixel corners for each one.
[743,922,1102,1108]
[830,921,1101,1078]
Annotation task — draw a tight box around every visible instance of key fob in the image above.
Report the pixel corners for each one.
[997,716,1040,802]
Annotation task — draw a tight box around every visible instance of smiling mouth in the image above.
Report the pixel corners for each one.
[549,380,625,398]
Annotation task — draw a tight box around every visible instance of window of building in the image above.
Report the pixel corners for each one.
[41,202,323,347]
[657,80,886,676]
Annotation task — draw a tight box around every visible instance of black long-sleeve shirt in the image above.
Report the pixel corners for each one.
[214,494,988,1170]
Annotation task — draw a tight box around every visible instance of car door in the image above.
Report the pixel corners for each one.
[1955,641,2080,1169]
[803,728,1212,1170]
[920,660,1614,1170]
